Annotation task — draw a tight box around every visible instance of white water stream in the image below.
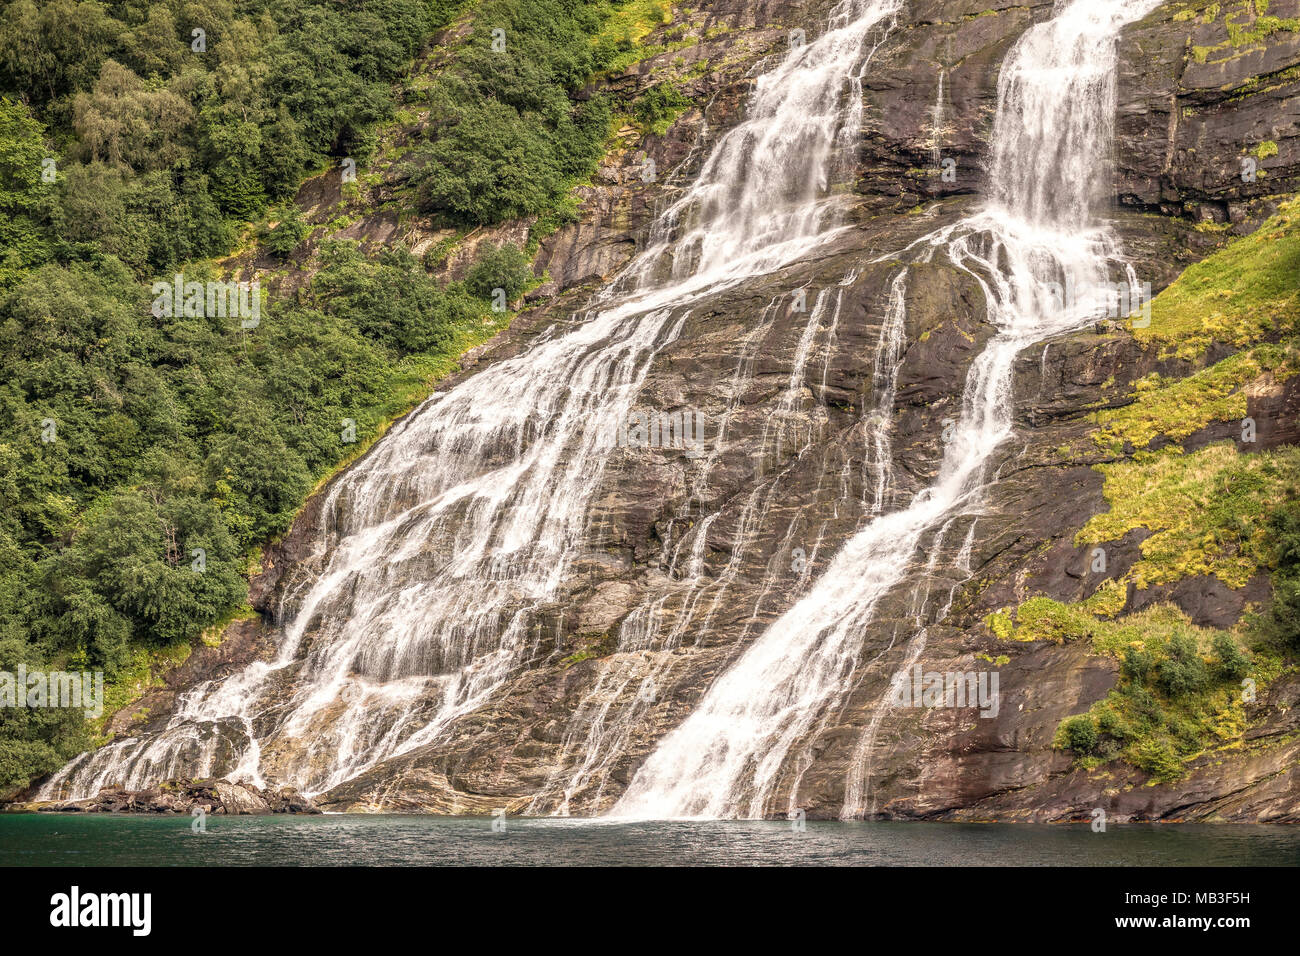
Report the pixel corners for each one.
[611,0,1161,820]
[40,0,905,801]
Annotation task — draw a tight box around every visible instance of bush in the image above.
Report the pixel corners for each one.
[264,209,311,262]
[466,242,533,303]
[1121,644,1154,683]
[1156,633,1209,698]
[633,83,691,135]
[313,241,482,353]
[1211,633,1251,681]
[1259,499,1300,650]
[1062,715,1098,754]
[1097,708,1129,740]
[1131,738,1184,781]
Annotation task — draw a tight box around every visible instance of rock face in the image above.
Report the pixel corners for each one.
[26,780,320,815]
[30,0,1300,820]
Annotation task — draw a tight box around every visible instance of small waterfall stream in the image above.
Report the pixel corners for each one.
[40,0,905,802]
[611,0,1162,820]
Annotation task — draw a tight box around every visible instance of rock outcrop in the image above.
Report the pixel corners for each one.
[26,780,320,815]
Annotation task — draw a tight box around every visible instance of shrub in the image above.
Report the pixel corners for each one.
[1259,499,1300,650]
[1211,633,1251,680]
[1131,738,1184,781]
[264,208,311,261]
[465,242,533,303]
[1157,633,1209,698]
[633,82,691,135]
[1062,715,1098,754]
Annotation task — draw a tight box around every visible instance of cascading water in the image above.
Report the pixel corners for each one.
[612,0,1162,820]
[41,0,904,801]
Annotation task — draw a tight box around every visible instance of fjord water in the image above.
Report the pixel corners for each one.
[41,0,905,801]
[4,815,1299,867]
[613,0,1162,820]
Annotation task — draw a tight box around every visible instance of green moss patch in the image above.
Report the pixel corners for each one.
[1077,443,1300,590]
[1131,197,1300,359]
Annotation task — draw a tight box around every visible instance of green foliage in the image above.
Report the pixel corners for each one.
[1132,196,1300,358]
[1212,631,1252,679]
[1078,443,1300,590]
[1061,715,1098,754]
[1130,738,1184,781]
[313,241,484,353]
[1257,496,1300,649]
[1002,592,1271,781]
[633,82,690,135]
[1092,343,1299,451]
[408,0,626,225]
[1156,633,1210,697]
[0,0,453,263]
[264,207,310,262]
[0,97,51,288]
[465,241,534,302]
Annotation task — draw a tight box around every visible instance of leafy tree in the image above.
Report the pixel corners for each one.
[1156,633,1209,698]
[1062,715,1098,754]
[466,241,533,302]
[1211,633,1251,681]
[264,205,309,261]
[0,97,50,286]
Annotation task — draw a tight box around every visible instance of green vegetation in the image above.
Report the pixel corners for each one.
[1130,197,1300,359]
[1092,343,1299,452]
[1077,442,1299,590]
[0,0,636,792]
[465,241,534,302]
[995,597,1277,782]
[262,207,310,262]
[408,0,679,226]
[1256,498,1300,652]
[633,81,691,135]
[0,0,467,279]
[1006,188,1300,785]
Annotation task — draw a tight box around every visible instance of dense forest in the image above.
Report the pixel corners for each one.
[0,0,667,790]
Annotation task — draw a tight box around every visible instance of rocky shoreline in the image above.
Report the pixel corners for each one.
[15,780,320,815]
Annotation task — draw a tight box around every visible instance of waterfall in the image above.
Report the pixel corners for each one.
[611,0,1162,821]
[40,0,904,802]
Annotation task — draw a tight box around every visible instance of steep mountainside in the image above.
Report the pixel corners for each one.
[24,0,1300,821]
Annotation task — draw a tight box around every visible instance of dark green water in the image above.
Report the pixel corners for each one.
[1,814,1298,866]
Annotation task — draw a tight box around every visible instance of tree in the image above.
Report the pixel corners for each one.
[466,241,533,303]
[0,97,50,286]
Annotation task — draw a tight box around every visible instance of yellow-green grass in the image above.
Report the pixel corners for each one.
[1077,442,1300,590]
[1130,196,1300,360]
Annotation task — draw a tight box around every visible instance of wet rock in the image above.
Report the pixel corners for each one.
[29,780,320,815]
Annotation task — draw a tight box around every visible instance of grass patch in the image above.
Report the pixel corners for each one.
[1077,443,1300,590]
[1131,196,1300,359]
[1092,342,1300,451]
